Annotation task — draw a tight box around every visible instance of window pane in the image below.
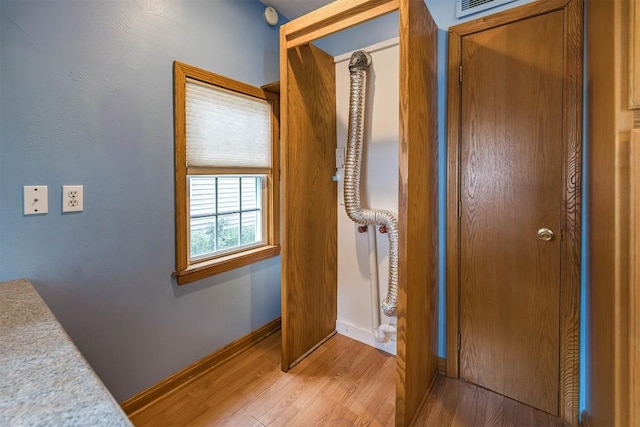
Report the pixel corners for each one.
[241,211,261,245]
[190,217,216,258]
[217,213,240,250]
[241,177,258,210]
[190,177,216,217]
[188,175,265,262]
[217,177,240,213]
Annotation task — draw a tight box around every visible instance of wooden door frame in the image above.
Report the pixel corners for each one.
[445,0,583,425]
[279,0,439,425]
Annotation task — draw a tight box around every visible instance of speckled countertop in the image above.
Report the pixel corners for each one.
[0,279,133,427]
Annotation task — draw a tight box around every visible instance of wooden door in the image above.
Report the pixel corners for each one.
[458,11,564,415]
[280,42,338,371]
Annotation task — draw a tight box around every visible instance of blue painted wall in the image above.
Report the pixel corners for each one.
[0,0,282,401]
[437,27,448,359]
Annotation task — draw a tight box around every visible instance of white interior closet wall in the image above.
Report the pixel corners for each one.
[335,37,399,355]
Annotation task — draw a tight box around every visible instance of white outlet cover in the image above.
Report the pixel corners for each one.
[62,185,83,213]
[24,185,48,215]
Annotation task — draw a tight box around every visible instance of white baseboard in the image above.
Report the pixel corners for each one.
[335,319,397,355]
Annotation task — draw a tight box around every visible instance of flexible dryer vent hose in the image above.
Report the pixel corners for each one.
[344,50,399,317]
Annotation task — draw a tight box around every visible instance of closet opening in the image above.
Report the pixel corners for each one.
[279,0,439,425]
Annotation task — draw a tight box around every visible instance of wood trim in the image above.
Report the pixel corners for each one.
[283,0,398,49]
[448,0,570,36]
[581,410,592,427]
[278,24,290,373]
[174,62,189,272]
[446,1,582,424]
[120,317,282,416]
[436,357,446,375]
[559,1,583,424]
[173,61,280,283]
[186,167,272,176]
[630,130,640,427]
[265,89,281,248]
[585,1,636,423]
[630,0,640,109]
[445,30,461,381]
[395,0,439,425]
[177,62,267,100]
[173,245,280,285]
[261,81,280,94]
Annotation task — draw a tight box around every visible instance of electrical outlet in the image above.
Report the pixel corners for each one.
[24,185,48,215]
[62,185,83,212]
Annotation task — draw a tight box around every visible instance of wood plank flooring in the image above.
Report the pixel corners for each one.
[412,375,565,426]
[129,331,395,427]
[129,331,564,426]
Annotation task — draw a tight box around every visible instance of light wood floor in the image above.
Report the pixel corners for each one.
[129,331,564,426]
[412,375,565,426]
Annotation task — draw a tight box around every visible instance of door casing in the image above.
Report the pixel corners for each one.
[445,0,583,425]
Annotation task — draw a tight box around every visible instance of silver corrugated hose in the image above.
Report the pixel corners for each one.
[345,50,399,317]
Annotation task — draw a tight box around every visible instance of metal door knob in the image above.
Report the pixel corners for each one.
[537,228,554,242]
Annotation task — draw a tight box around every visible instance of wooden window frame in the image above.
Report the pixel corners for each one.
[172,61,280,285]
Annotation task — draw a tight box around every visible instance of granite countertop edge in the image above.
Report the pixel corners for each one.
[0,278,133,427]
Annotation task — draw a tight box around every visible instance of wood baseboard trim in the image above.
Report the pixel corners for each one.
[437,357,446,375]
[581,410,591,427]
[120,317,281,416]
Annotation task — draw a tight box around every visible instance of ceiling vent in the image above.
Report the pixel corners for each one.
[456,0,518,18]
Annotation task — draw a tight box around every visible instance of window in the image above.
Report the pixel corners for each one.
[173,61,279,285]
[189,176,264,260]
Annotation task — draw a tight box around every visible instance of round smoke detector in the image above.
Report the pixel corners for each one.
[264,6,279,26]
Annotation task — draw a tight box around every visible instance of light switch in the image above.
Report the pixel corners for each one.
[24,186,48,215]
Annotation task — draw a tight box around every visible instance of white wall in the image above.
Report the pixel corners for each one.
[335,38,399,354]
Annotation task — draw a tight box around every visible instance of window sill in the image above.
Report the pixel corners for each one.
[173,244,280,285]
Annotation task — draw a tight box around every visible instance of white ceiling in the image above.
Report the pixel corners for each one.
[258,0,335,20]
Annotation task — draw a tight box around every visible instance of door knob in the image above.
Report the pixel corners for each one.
[537,228,554,242]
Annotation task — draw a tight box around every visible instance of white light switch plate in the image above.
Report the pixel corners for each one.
[24,185,48,215]
[336,148,345,169]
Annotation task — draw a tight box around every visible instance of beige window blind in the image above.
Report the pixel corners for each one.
[185,78,271,168]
